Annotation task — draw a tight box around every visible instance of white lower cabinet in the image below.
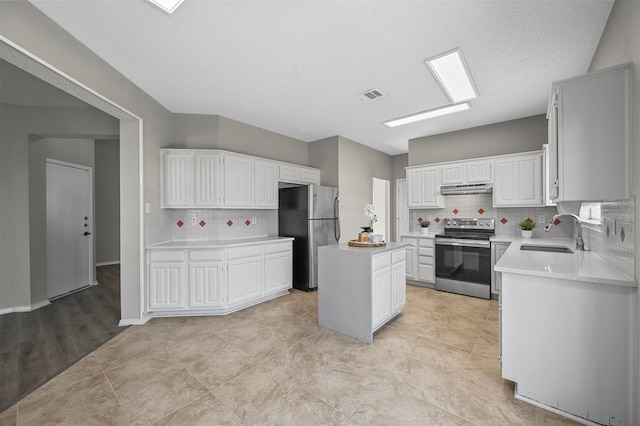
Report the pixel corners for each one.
[490,242,510,295]
[372,250,406,330]
[188,250,225,309]
[148,250,187,311]
[400,235,434,284]
[147,240,292,315]
[501,273,634,425]
[372,253,393,330]
[265,242,293,295]
[227,246,264,308]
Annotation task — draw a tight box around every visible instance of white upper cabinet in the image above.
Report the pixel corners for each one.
[441,164,464,185]
[224,153,254,208]
[548,63,631,202]
[193,152,224,207]
[465,160,492,183]
[300,167,321,185]
[254,159,278,208]
[441,159,492,186]
[161,151,193,208]
[161,149,320,209]
[493,151,543,207]
[406,166,444,209]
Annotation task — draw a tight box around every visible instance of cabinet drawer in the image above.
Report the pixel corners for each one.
[418,238,434,248]
[228,245,262,260]
[419,255,433,266]
[279,165,300,182]
[418,247,433,257]
[372,253,391,271]
[148,250,185,262]
[391,249,406,264]
[189,250,224,262]
[264,242,292,255]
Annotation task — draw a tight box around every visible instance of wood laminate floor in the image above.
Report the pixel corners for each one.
[0,264,125,412]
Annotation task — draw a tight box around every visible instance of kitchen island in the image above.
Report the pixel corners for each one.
[318,242,408,343]
[495,238,636,426]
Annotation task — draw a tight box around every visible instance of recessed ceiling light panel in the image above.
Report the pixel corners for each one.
[426,48,478,103]
[383,103,471,128]
[145,0,185,14]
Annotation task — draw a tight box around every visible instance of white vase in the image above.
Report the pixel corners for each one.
[521,230,533,239]
[420,227,429,234]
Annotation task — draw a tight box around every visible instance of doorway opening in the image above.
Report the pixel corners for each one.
[372,178,390,241]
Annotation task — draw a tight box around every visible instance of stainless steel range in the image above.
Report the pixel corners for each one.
[434,218,494,299]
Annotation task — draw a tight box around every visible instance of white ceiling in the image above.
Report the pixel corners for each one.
[25,0,613,155]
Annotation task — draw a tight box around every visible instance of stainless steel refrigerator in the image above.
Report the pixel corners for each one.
[278,185,340,291]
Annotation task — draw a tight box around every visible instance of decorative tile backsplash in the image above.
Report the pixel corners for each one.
[409,194,573,239]
[585,199,634,277]
[148,209,278,244]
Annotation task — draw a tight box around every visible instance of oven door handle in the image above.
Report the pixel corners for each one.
[435,239,491,248]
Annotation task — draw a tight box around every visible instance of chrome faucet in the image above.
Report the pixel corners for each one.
[544,213,586,251]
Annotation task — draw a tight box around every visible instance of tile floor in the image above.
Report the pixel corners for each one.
[0,285,578,425]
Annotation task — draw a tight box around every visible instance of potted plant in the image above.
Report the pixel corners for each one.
[518,221,535,238]
[419,218,430,234]
[359,204,377,242]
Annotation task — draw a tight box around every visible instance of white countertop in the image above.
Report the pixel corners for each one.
[494,237,636,288]
[320,242,409,256]
[147,236,294,250]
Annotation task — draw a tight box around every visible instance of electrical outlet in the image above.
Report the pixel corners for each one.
[252,216,257,225]
[538,215,546,224]
[145,203,151,214]
[191,217,197,225]
[427,215,432,222]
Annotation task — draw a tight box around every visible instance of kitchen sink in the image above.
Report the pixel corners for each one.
[520,244,573,254]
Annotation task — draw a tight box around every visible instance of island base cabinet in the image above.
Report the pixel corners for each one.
[318,245,406,344]
[501,273,633,426]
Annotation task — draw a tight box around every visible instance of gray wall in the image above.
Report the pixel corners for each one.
[587,0,640,419]
[170,114,310,165]
[309,136,339,187]
[408,115,548,166]
[338,136,393,243]
[95,139,120,265]
[0,104,118,310]
[0,1,173,321]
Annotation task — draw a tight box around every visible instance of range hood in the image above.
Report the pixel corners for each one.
[441,183,493,195]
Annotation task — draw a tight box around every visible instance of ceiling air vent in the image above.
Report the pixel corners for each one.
[356,89,386,102]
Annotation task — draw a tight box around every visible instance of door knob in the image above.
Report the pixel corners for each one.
[84,232,91,236]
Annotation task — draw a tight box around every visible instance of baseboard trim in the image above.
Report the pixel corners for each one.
[118,314,152,326]
[96,261,120,266]
[0,299,51,316]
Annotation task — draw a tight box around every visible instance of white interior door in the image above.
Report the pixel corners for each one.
[372,178,390,240]
[396,178,408,240]
[46,159,93,299]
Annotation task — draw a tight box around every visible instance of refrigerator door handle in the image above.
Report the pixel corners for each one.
[334,197,341,242]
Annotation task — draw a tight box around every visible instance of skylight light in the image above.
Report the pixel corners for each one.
[383,103,471,128]
[145,0,185,14]
[425,48,478,103]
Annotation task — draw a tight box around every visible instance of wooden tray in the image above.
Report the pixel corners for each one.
[348,240,387,247]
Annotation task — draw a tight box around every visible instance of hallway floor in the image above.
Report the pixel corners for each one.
[0,264,125,413]
[1,285,577,425]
